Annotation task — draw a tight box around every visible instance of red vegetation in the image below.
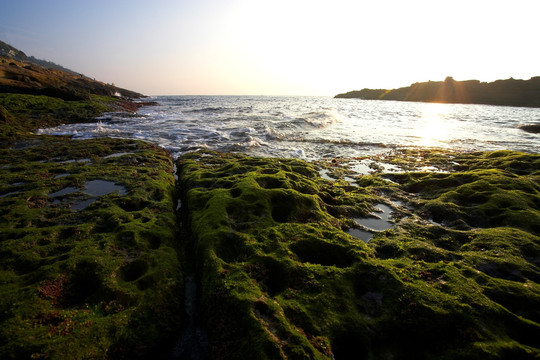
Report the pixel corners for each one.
[38,275,68,305]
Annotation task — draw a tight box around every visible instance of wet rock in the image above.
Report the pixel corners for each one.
[519,124,540,134]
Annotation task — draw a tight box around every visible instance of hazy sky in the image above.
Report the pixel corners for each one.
[1,0,538,96]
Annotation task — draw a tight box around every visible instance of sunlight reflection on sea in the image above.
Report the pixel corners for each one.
[38,96,540,159]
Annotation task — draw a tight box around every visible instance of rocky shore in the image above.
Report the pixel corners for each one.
[176,149,540,359]
[1,54,539,359]
[1,56,186,358]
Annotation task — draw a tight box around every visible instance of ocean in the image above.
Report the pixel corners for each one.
[38,96,540,159]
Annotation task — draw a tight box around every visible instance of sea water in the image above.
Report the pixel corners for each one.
[38,96,540,159]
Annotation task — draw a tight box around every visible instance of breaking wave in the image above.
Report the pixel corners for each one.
[297,110,339,128]
[37,95,540,160]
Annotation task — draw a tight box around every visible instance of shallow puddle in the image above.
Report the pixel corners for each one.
[70,198,97,211]
[318,169,334,180]
[343,176,359,187]
[103,152,134,159]
[173,163,179,181]
[48,179,127,211]
[348,159,374,175]
[59,158,91,164]
[54,173,71,178]
[347,202,398,242]
[347,159,403,175]
[346,228,374,242]
[83,179,127,196]
[354,203,394,230]
[417,165,448,173]
[1,191,20,198]
[49,186,79,197]
[319,169,358,186]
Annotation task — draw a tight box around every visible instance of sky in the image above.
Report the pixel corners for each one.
[0,0,539,96]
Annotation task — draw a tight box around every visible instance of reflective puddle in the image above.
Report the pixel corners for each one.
[49,186,79,197]
[103,152,134,159]
[1,191,20,198]
[343,176,359,187]
[83,180,127,197]
[59,158,91,164]
[318,169,334,181]
[70,198,97,211]
[346,228,374,242]
[319,169,359,187]
[347,202,401,242]
[54,173,71,179]
[48,179,127,210]
[347,159,403,175]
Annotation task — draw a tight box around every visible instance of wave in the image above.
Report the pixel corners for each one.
[183,106,253,115]
[296,110,339,128]
[228,127,257,137]
[183,107,226,114]
[221,136,267,152]
[263,125,283,140]
[37,95,540,159]
[283,137,390,149]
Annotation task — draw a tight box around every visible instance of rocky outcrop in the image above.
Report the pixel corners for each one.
[0,56,143,101]
[336,76,540,108]
[519,124,540,134]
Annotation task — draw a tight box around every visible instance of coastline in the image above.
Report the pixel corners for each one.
[1,91,539,358]
[335,76,540,108]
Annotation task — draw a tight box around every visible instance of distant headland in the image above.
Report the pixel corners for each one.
[335,76,540,108]
[0,39,142,101]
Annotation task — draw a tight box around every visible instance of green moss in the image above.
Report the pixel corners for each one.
[178,149,540,359]
[0,93,118,144]
[0,136,184,359]
[2,90,539,360]
[177,150,378,358]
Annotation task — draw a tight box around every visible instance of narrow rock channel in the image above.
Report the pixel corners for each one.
[169,168,209,360]
[170,275,208,359]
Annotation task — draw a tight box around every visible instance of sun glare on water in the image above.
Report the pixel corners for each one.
[414,103,454,148]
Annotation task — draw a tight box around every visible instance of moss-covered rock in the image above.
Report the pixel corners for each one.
[0,93,124,144]
[178,149,540,359]
[0,136,184,359]
[1,79,538,359]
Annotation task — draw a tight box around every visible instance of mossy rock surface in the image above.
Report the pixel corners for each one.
[178,149,540,359]
[0,93,120,144]
[1,93,539,360]
[0,136,184,359]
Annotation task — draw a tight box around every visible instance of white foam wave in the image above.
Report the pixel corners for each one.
[298,110,339,128]
[36,95,540,159]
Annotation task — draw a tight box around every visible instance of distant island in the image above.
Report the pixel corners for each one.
[335,76,540,108]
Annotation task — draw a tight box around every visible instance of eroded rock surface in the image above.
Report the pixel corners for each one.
[177,149,540,359]
[0,137,184,359]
